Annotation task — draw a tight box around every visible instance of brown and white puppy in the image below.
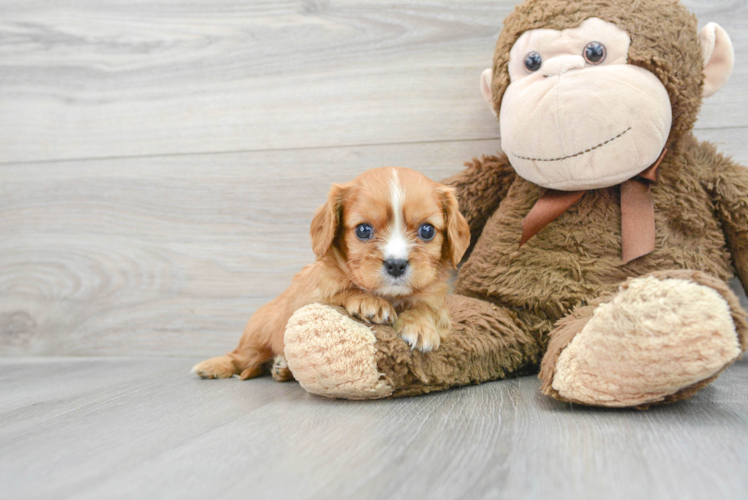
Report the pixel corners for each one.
[192,166,470,381]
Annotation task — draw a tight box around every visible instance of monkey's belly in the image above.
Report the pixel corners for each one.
[454,188,732,321]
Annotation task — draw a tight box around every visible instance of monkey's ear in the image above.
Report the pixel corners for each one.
[699,23,734,98]
[310,183,350,259]
[479,68,497,117]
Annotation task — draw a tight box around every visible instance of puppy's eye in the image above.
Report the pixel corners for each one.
[418,223,435,241]
[524,51,542,72]
[355,223,374,240]
[583,42,606,65]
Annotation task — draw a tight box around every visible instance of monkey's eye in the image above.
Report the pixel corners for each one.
[583,42,606,65]
[355,223,374,240]
[418,223,435,241]
[523,51,542,73]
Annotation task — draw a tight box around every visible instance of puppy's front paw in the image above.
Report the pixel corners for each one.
[395,310,449,352]
[345,294,397,325]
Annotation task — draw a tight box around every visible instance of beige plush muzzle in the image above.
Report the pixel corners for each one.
[499,18,672,191]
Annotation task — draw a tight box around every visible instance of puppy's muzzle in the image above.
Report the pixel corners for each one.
[384,259,409,278]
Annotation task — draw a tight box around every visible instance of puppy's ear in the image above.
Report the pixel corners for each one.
[438,186,471,268]
[310,183,350,259]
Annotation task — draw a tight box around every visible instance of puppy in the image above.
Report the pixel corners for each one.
[192,166,471,381]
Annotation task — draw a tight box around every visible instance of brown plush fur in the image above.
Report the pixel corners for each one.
[454,135,746,357]
[373,295,539,397]
[284,0,748,407]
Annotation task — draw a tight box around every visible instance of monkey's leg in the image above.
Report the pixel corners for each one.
[539,270,748,409]
[283,295,541,399]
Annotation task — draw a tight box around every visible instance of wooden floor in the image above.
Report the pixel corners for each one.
[0,357,746,500]
[2,1,748,498]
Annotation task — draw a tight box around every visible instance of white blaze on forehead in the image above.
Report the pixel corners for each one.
[382,168,411,260]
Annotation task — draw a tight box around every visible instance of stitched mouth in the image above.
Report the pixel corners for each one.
[511,127,632,162]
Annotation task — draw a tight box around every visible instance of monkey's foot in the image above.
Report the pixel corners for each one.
[540,271,747,408]
[284,304,394,399]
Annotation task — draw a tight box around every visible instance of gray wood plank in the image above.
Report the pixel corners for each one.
[0,357,746,500]
[0,0,745,163]
[2,130,747,357]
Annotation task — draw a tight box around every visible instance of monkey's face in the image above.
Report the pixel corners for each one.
[499,18,672,191]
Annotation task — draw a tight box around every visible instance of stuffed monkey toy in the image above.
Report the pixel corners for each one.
[283,0,748,408]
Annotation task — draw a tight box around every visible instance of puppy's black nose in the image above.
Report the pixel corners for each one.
[384,259,409,278]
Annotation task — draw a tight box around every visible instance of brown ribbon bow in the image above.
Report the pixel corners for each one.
[520,149,667,264]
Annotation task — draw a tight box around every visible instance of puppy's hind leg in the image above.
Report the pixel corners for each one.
[192,347,273,380]
[193,266,311,381]
[192,354,238,379]
[271,355,294,382]
[236,348,274,380]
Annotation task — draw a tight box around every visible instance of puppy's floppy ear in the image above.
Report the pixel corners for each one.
[310,182,350,259]
[437,185,471,268]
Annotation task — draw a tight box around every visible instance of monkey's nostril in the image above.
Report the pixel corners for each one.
[384,259,409,278]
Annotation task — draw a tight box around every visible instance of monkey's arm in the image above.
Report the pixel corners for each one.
[441,153,517,256]
[708,157,748,290]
